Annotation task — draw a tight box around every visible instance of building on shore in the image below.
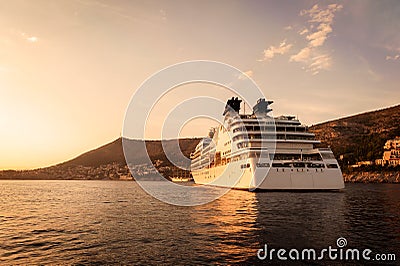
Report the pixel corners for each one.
[350,161,374,168]
[375,136,400,166]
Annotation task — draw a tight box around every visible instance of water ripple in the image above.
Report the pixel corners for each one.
[0,181,399,265]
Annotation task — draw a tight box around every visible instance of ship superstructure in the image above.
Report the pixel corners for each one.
[190,97,344,190]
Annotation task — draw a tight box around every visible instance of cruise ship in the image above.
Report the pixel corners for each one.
[190,97,344,190]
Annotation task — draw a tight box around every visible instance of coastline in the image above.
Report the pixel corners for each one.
[343,171,400,183]
[1,169,399,183]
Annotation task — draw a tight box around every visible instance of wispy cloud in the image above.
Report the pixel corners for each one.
[306,23,332,47]
[386,54,400,61]
[75,0,136,22]
[289,3,343,74]
[75,0,167,25]
[358,55,382,81]
[26,36,38,43]
[20,32,39,43]
[290,47,311,63]
[160,9,167,21]
[238,70,254,80]
[308,54,332,75]
[301,4,343,24]
[258,39,293,62]
[299,28,309,35]
[256,3,342,74]
[243,70,253,78]
[290,49,332,75]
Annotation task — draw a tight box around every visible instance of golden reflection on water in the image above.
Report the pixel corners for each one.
[190,189,259,263]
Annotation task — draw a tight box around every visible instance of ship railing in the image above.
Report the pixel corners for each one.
[318,148,333,152]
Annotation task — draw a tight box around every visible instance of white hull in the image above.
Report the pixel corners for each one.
[192,159,344,190]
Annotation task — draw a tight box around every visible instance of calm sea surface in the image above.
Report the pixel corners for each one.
[0,181,399,265]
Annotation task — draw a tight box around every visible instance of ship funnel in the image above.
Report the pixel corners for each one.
[253,98,273,115]
[223,97,242,115]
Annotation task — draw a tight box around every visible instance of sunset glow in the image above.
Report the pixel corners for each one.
[1,0,399,169]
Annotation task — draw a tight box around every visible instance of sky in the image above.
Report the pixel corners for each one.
[0,0,399,169]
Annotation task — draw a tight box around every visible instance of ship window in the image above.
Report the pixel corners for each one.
[306,163,325,168]
[277,134,286,139]
[282,163,292,168]
[293,162,305,168]
[272,163,292,168]
[321,153,336,160]
[271,154,301,160]
[256,163,270,168]
[326,164,338,168]
[264,126,275,131]
[245,125,254,131]
[303,154,323,161]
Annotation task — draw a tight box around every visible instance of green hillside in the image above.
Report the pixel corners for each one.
[309,104,400,165]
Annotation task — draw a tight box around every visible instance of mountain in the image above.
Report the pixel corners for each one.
[59,138,200,168]
[309,104,400,165]
[0,138,201,180]
[59,138,126,167]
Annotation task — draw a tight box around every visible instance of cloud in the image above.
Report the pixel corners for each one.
[358,55,382,81]
[20,32,39,43]
[238,70,254,80]
[306,23,332,47]
[308,54,332,75]
[302,4,343,23]
[301,4,342,48]
[259,40,293,62]
[386,54,400,61]
[289,3,343,74]
[26,36,38,43]
[299,28,309,35]
[290,47,311,63]
[256,3,342,75]
[160,9,167,21]
[243,70,253,78]
[300,4,319,16]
